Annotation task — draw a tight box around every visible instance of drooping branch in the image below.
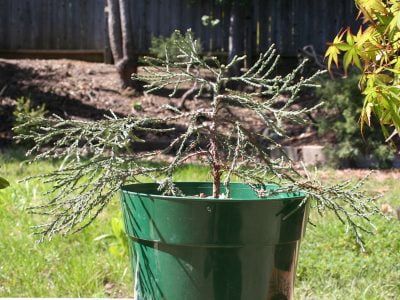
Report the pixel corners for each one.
[228,0,245,76]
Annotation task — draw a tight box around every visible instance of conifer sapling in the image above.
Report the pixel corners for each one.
[16,31,382,250]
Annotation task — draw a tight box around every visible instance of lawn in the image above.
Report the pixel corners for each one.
[0,151,399,298]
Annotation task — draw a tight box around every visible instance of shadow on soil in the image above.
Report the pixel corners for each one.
[0,61,125,147]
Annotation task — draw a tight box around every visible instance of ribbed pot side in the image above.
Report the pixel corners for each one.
[120,182,309,300]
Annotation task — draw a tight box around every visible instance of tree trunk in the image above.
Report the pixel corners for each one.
[228,0,245,76]
[106,0,138,89]
[104,7,114,64]
[116,0,138,88]
[107,0,123,61]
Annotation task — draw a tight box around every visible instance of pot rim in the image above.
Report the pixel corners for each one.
[120,182,306,202]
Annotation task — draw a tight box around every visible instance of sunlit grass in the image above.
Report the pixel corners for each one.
[0,152,132,297]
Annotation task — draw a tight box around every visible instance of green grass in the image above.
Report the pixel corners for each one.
[1,151,399,298]
[296,169,400,299]
[0,152,133,297]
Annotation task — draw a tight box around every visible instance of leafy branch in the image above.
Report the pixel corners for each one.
[325,0,400,137]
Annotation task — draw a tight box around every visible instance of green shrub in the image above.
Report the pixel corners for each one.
[13,97,47,133]
[149,31,201,62]
[317,74,396,168]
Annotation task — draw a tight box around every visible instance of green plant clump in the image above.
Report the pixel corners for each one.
[13,97,47,135]
[317,74,396,168]
[95,215,129,258]
[149,31,202,61]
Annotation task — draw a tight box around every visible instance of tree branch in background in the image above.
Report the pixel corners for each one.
[106,0,138,89]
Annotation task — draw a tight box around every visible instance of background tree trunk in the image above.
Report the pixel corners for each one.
[107,0,123,62]
[106,0,138,89]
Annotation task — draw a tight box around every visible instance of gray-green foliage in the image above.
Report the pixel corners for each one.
[0,97,47,191]
[149,31,202,62]
[15,30,382,249]
[317,74,396,168]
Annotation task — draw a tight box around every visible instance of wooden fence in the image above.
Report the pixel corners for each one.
[0,0,360,60]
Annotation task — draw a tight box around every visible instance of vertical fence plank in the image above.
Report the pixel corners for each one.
[78,0,87,49]
[307,0,317,51]
[204,0,211,52]
[272,0,282,52]
[251,0,260,54]
[158,0,168,37]
[319,0,329,54]
[95,1,106,50]
[210,2,219,52]
[169,0,178,36]
[131,0,141,52]
[48,0,56,49]
[148,0,157,43]
[181,0,191,33]
[258,0,267,50]
[293,0,305,51]
[219,4,228,52]
[41,0,50,49]
[280,0,294,56]
[65,0,71,49]
[0,0,11,49]
[9,0,19,49]
[0,1,6,49]
[28,0,39,49]
[155,0,161,37]
[60,0,68,49]
[143,0,150,50]
[195,0,204,48]
[72,0,80,49]
[313,0,323,53]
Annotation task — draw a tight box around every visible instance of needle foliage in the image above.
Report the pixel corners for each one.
[15,31,382,249]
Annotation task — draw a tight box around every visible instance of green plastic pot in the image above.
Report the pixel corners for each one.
[120,182,309,300]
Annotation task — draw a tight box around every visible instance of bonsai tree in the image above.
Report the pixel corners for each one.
[325,0,400,138]
[16,31,380,250]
